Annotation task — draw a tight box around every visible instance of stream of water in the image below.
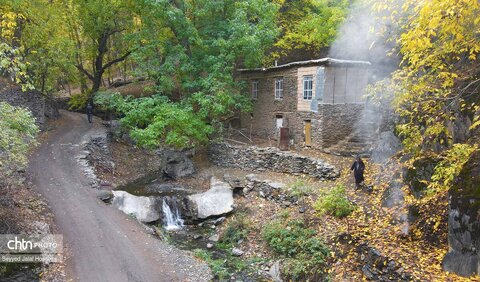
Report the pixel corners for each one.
[162,197,184,231]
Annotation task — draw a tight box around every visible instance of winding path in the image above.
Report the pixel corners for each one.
[28,110,212,282]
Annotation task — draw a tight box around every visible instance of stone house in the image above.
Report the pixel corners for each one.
[236,58,371,152]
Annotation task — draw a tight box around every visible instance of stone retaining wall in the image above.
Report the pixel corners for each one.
[0,78,58,125]
[208,143,339,180]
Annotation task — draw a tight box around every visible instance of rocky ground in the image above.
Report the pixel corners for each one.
[89,129,476,281]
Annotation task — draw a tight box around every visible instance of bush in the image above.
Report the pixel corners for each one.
[193,249,229,280]
[0,102,38,185]
[314,184,354,218]
[286,180,313,199]
[221,214,251,245]
[94,92,213,149]
[261,217,329,280]
[68,92,90,111]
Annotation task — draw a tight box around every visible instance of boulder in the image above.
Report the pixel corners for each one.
[443,150,480,276]
[187,177,234,219]
[269,260,283,282]
[159,149,195,179]
[112,191,160,223]
[145,183,189,194]
[370,131,402,163]
[96,190,114,202]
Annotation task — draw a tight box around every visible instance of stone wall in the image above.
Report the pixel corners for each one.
[0,78,58,125]
[316,103,364,148]
[208,143,339,180]
[288,104,365,150]
[238,68,298,139]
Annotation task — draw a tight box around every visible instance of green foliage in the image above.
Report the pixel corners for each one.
[94,92,213,148]
[221,214,251,245]
[0,1,76,93]
[193,248,263,280]
[0,43,33,91]
[0,102,38,185]
[68,93,90,111]
[262,217,329,279]
[430,144,478,193]
[193,249,230,280]
[133,0,276,114]
[314,185,354,218]
[286,180,313,198]
[269,0,349,61]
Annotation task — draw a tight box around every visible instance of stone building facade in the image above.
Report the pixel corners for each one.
[237,58,370,151]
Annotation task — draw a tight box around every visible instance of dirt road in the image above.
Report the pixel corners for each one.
[28,111,212,282]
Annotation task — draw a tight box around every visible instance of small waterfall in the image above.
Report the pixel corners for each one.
[162,197,184,231]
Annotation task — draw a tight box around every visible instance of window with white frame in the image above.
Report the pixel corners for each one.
[251,80,259,100]
[275,77,283,100]
[303,75,313,100]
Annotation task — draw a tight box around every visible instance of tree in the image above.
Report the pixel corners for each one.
[370,0,480,192]
[69,0,139,95]
[269,0,349,62]
[0,0,77,94]
[95,0,279,148]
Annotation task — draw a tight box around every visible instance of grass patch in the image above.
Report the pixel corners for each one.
[220,213,251,245]
[194,249,230,280]
[286,180,313,198]
[314,184,355,218]
[261,216,329,280]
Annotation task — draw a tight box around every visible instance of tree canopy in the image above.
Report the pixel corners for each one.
[369,0,480,193]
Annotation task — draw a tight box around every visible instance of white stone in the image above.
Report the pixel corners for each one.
[188,177,234,219]
[232,248,244,257]
[112,191,160,223]
[269,260,283,282]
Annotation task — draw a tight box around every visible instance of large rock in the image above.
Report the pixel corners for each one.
[269,260,283,282]
[187,177,234,219]
[159,149,195,179]
[371,131,402,163]
[443,149,480,277]
[112,191,160,223]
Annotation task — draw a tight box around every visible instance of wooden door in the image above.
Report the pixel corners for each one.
[304,120,312,146]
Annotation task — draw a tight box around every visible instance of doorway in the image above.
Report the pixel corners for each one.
[304,120,312,146]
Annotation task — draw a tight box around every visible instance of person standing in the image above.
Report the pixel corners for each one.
[86,102,93,123]
[351,156,365,190]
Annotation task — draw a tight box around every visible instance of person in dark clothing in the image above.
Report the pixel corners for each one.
[351,156,365,190]
[86,102,93,123]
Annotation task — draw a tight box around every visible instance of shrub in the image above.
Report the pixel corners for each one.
[68,92,90,111]
[287,180,313,198]
[261,217,329,280]
[0,102,38,185]
[314,184,354,218]
[221,214,251,245]
[193,249,229,280]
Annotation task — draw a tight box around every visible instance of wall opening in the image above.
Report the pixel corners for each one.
[304,120,312,146]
